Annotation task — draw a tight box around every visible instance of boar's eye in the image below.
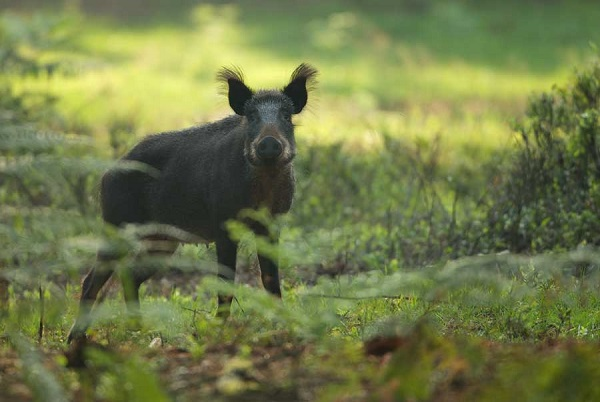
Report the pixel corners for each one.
[246,108,259,122]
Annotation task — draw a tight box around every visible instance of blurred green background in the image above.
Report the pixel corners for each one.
[3,0,599,150]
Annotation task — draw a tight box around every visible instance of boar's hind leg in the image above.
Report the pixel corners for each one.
[67,257,115,344]
[121,237,178,324]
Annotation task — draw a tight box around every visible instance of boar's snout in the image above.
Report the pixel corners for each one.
[256,136,283,162]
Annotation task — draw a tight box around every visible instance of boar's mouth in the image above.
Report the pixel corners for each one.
[245,146,295,167]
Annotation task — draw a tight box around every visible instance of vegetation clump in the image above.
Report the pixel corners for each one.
[484,60,600,253]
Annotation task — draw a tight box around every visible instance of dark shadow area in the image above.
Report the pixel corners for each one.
[237,0,600,74]
[0,0,201,25]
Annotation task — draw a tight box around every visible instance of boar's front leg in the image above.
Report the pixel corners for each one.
[255,224,282,298]
[216,236,238,317]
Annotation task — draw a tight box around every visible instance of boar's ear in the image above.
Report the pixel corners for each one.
[217,67,254,116]
[283,63,318,114]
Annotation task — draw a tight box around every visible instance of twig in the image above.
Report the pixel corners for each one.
[38,285,44,343]
[180,306,212,316]
[233,296,245,314]
[302,294,413,301]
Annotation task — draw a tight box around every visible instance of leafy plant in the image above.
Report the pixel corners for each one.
[483,58,600,253]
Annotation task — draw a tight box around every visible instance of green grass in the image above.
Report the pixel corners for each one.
[14,0,600,154]
[3,257,600,400]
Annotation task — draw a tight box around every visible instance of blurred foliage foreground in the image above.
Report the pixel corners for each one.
[1,10,600,402]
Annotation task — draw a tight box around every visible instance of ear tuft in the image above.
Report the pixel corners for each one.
[217,66,254,115]
[283,63,318,114]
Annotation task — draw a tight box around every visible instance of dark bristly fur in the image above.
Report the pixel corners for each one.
[67,63,318,343]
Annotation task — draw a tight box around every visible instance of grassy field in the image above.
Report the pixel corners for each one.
[15,0,600,149]
[2,0,600,401]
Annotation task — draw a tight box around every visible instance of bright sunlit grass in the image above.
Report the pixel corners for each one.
[14,1,600,157]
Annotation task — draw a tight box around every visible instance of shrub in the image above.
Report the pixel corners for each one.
[483,58,600,253]
[290,134,491,271]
